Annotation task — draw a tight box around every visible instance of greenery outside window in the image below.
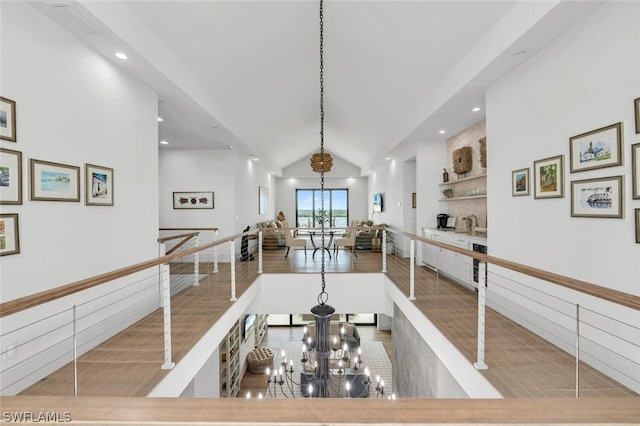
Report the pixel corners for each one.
[296,189,348,229]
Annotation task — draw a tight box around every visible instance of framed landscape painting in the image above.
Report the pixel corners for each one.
[512,168,529,196]
[0,213,20,256]
[173,191,214,209]
[569,122,622,173]
[0,148,22,205]
[29,159,80,202]
[570,175,623,218]
[85,163,113,206]
[0,96,17,142]
[534,155,563,199]
[632,143,640,199]
[635,97,640,134]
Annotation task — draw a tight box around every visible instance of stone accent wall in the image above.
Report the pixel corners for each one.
[391,305,437,397]
[443,120,487,229]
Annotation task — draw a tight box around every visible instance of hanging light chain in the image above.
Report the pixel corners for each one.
[318,0,328,305]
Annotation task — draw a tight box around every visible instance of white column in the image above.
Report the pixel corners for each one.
[409,239,416,301]
[161,264,175,370]
[230,240,237,302]
[381,230,387,273]
[258,231,263,274]
[474,261,488,370]
[193,234,200,286]
[213,230,219,273]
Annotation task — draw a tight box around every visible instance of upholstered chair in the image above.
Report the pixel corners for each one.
[333,220,358,257]
[283,221,307,258]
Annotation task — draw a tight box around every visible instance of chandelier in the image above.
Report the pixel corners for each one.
[253,0,390,399]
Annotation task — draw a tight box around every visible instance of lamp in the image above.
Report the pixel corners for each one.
[259,0,390,399]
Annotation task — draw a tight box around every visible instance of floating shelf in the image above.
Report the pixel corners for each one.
[439,173,486,186]
[440,195,487,201]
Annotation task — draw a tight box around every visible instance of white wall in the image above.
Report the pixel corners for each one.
[486,1,640,391]
[159,150,274,237]
[0,2,159,302]
[487,1,639,296]
[0,2,159,394]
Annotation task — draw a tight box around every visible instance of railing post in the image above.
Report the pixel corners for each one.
[160,264,175,370]
[409,239,416,301]
[213,230,219,273]
[474,261,488,370]
[258,231,263,274]
[193,234,200,287]
[73,305,78,396]
[230,240,237,302]
[381,230,387,273]
[576,303,580,398]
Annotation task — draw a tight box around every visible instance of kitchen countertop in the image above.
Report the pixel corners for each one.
[423,227,488,242]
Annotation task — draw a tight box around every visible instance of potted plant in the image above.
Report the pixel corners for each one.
[315,208,330,227]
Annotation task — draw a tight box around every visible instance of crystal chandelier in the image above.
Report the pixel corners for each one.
[259,0,389,399]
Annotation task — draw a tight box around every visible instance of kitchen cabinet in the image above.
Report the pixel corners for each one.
[423,229,483,291]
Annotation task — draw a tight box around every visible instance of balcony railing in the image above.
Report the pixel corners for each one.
[0,225,638,423]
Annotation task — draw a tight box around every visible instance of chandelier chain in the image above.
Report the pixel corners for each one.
[318,0,328,305]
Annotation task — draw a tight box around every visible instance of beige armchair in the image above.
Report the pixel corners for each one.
[333,220,358,258]
[283,222,307,258]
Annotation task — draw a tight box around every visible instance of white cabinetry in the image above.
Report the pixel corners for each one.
[220,319,241,398]
[421,228,438,270]
[424,229,479,291]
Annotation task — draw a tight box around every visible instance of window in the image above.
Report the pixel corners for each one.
[296,189,348,228]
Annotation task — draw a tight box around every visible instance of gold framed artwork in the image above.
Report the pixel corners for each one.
[0,213,20,256]
[570,175,623,218]
[0,96,17,142]
[632,143,640,200]
[85,164,114,206]
[512,168,529,196]
[569,122,622,173]
[534,155,563,199]
[0,148,22,205]
[29,159,80,202]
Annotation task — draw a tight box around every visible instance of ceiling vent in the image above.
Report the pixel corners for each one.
[46,2,102,34]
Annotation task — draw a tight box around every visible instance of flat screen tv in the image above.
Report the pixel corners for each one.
[373,193,383,212]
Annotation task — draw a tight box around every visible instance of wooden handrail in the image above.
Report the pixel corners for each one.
[157,232,199,244]
[0,231,247,318]
[159,227,219,231]
[385,227,640,311]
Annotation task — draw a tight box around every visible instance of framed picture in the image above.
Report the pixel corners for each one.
[173,191,214,209]
[0,97,17,142]
[0,213,20,256]
[258,186,268,214]
[534,155,563,199]
[570,175,623,218]
[412,192,416,208]
[0,148,22,205]
[512,168,529,196]
[636,209,640,243]
[633,143,640,200]
[85,164,113,206]
[29,159,80,202]
[635,98,640,134]
[569,122,622,173]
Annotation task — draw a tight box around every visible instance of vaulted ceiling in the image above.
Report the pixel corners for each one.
[30,0,605,176]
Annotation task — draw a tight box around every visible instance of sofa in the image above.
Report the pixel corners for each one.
[353,220,387,250]
[303,321,361,351]
[256,220,286,247]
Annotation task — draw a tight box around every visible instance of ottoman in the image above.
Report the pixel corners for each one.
[246,347,274,374]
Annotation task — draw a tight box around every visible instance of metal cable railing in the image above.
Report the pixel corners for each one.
[0,225,638,400]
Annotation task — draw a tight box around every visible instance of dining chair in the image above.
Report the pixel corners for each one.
[283,222,307,258]
[333,220,358,258]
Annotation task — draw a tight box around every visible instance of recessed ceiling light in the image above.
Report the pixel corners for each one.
[385,157,392,161]
[229,145,234,149]
[115,52,128,60]
[157,117,163,122]
[472,107,481,112]
[160,140,169,145]
[439,130,446,134]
